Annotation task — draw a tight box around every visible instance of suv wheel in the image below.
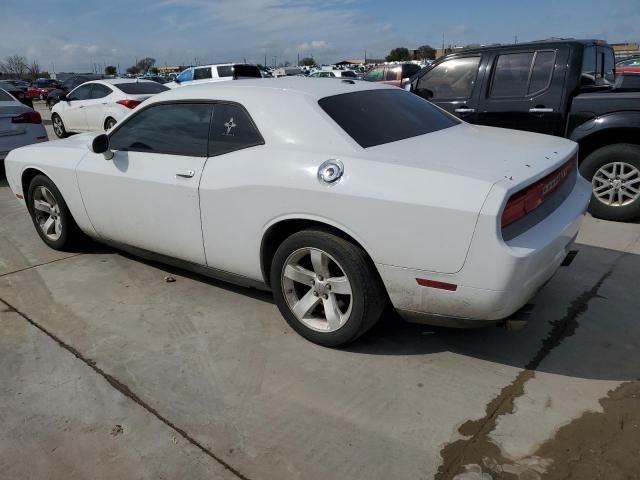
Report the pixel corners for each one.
[580,144,640,221]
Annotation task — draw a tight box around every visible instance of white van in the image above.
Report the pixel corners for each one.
[166,63,262,88]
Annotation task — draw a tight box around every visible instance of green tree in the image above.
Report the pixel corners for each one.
[126,65,141,75]
[137,57,156,73]
[416,45,436,60]
[105,65,117,75]
[385,47,411,62]
[300,57,316,67]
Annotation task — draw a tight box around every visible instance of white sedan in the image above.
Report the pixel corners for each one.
[0,88,47,163]
[4,79,590,346]
[51,79,169,138]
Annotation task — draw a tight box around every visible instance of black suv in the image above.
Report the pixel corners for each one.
[408,40,640,221]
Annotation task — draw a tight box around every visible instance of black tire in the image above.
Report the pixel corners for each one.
[51,113,68,139]
[270,229,387,347]
[104,117,117,130]
[580,143,640,222]
[27,175,83,250]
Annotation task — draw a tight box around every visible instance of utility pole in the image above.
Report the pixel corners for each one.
[514,35,518,44]
[364,49,367,64]
[297,52,300,66]
[442,33,445,55]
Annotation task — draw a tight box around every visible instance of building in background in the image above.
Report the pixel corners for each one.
[611,43,640,59]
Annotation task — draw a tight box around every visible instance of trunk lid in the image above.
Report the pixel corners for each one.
[0,103,31,137]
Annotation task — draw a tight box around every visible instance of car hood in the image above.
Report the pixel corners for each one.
[366,123,577,188]
[23,132,96,150]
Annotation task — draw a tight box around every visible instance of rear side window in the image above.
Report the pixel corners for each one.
[319,89,460,148]
[582,46,615,86]
[209,103,264,156]
[232,65,262,78]
[110,103,213,156]
[113,82,169,94]
[194,67,212,80]
[0,90,14,101]
[217,66,233,77]
[491,50,556,97]
[417,56,481,99]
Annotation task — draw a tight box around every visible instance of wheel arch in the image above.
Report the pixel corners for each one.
[21,167,50,206]
[260,217,375,288]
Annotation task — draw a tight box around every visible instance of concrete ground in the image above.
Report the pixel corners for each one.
[1,108,640,479]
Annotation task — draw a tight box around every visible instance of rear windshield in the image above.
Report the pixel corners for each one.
[113,82,170,94]
[0,89,14,101]
[318,89,460,148]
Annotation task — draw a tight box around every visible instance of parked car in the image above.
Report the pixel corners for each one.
[51,79,169,137]
[46,75,102,110]
[0,88,47,164]
[616,55,640,74]
[362,63,421,87]
[308,70,358,79]
[166,63,262,88]
[4,79,30,89]
[0,80,33,108]
[27,78,61,100]
[407,39,640,221]
[5,78,588,346]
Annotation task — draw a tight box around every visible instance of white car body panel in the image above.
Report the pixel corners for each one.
[4,78,589,325]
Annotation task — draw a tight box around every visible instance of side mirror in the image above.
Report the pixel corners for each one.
[90,134,114,160]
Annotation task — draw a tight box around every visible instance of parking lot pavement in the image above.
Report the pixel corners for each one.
[33,102,54,140]
[1,173,639,479]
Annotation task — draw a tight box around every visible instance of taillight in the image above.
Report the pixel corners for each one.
[501,155,577,228]
[12,111,42,124]
[117,99,142,109]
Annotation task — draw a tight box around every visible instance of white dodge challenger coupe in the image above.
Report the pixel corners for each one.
[4,78,591,346]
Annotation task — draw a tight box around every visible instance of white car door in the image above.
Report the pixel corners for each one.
[62,84,92,131]
[76,102,213,264]
[83,83,114,131]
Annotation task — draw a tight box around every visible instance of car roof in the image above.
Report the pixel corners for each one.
[85,78,159,86]
[190,63,255,68]
[148,77,393,103]
[445,39,608,56]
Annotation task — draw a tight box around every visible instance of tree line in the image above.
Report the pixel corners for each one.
[0,55,43,79]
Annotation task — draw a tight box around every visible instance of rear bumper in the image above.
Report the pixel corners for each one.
[378,174,591,326]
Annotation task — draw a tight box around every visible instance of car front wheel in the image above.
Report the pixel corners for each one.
[51,113,68,139]
[27,175,83,250]
[581,143,640,221]
[270,229,386,347]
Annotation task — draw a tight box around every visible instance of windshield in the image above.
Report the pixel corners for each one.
[113,82,170,94]
[319,89,460,148]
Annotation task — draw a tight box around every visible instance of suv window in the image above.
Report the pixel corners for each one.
[491,50,557,97]
[110,103,213,156]
[68,84,93,101]
[217,66,233,77]
[418,56,480,99]
[618,57,640,67]
[176,68,193,83]
[385,68,400,81]
[582,46,616,86]
[402,64,421,77]
[528,51,556,94]
[363,67,384,82]
[319,89,460,148]
[90,84,112,99]
[194,67,212,80]
[209,103,264,156]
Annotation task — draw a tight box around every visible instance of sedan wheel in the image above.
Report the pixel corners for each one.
[28,174,83,250]
[271,229,386,347]
[52,114,67,138]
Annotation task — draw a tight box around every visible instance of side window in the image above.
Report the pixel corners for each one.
[384,68,400,81]
[176,68,193,83]
[209,103,264,156]
[68,84,93,101]
[364,67,384,82]
[528,51,556,94]
[581,46,597,85]
[90,84,112,99]
[217,66,233,77]
[109,103,213,157]
[490,52,535,97]
[417,56,481,99]
[403,64,421,78]
[600,47,615,85]
[194,67,212,80]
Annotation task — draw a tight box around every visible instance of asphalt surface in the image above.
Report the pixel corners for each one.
[1,107,640,479]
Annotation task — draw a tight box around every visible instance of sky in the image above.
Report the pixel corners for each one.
[1,0,639,73]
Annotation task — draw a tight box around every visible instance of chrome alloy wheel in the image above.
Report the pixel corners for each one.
[52,115,64,137]
[33,186,63,241]
[281,247,353,332]
[592,161,640,207]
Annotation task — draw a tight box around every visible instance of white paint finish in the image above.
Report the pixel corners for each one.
[5,78,590,324]
[76,150,207,264]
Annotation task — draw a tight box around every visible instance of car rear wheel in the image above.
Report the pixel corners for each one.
[580,144,640,221]
[27,175,83,250]
[105,117,117,130]
[270,229,386,347]
[52,113,67,139]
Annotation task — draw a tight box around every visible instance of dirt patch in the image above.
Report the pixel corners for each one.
[534,381,640,480]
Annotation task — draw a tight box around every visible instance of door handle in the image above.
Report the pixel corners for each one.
[454,107,475,114]
[176,169,195,179]
[529,107,554,113]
